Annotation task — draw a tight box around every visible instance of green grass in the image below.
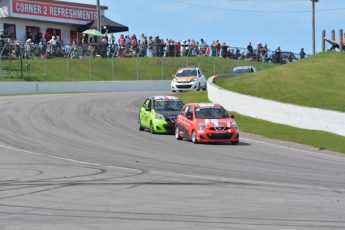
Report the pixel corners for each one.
[174,91,345,154]
[216,52,345,112]
[0,56,275,82]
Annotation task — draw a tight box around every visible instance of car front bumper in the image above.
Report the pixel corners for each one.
[171,81,199,91]
[153,119,176,133]
[195,128,240,143]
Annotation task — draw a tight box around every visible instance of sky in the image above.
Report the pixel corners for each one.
[61,0,345,55]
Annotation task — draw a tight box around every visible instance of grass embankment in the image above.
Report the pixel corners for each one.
[0,56,274,82]
[217,52,345,112]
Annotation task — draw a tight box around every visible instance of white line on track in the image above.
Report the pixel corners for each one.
[241,138,345,161]
[1,142,345,192]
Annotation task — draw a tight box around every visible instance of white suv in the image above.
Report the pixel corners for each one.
[171,67,207,92]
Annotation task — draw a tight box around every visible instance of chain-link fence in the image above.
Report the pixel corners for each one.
[0,42,310,81]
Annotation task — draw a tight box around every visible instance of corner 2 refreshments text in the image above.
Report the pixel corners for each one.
[13,0,97,21]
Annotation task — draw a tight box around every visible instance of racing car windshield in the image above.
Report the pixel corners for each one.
[232,68,250,74]
[154,100,183,111]
[176,69,197,77]
[195,107,229,119]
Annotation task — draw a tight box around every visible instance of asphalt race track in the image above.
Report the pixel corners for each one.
[1,91,345,230]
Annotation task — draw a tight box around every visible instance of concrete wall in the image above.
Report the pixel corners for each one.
[0,80,172,95]
[207,77,345,137]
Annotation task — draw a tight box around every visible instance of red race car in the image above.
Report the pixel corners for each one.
[175,103,240,144]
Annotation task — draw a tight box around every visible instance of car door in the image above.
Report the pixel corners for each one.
[198,69,206,87]
[182,105,194,139]
[140,98,152,128]
[177,105,190,137]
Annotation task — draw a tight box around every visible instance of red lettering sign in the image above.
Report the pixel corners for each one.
[12,0,97,21]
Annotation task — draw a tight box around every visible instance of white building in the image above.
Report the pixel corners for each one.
[0,0,128,44]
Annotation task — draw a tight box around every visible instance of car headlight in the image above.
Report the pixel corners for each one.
[190,77,196,82]
[173,77,178,82]
[198,122,208,129]
[155,113,164,120]
[230,120,238,128]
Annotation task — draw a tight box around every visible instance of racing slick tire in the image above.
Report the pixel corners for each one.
[191,130,198,144]
[196,83,200,91]
[150,122,155,134]
[175,126,183,140]
[138,117,144,131]
[203,82,207,91]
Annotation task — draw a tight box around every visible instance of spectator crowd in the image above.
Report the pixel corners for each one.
[0,28,307,63]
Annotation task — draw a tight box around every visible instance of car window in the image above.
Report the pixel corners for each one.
[143,98,150,109]
[154,100,183,111]
[148,99,153,110]
[195,107,229,119]
[181,106,190,117]
[154,100,165,110]
[176,69,189,77]
[186,106,193,117]
[165,100,183,111]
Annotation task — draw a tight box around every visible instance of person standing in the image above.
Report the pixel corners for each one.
[275,46,282,63]
[174,40,181,57]
[221,42,228,58]
[100,38,108,58]
[210,40,216,56]
[147,36,153,57]
[215,40,221,57]
[300,48,306,59]
[108,33,115,44]
[0,29,5,48]
[246,42,253,59]
[26,27,34,40]
[118,34,125,46]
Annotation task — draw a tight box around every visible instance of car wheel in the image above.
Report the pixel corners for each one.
[196,83,200,91]
[175,126,183,140]
[231,141,239,145]
[203,82,207,91]
[150,122,155,134]
[191,130,198,144]
[138,117,144,131]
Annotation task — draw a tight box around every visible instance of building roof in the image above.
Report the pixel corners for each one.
[24,0,108,10]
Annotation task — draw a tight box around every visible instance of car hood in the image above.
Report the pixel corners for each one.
[155,110,181,118]
[175,76,196,81]
[199,118,233,128]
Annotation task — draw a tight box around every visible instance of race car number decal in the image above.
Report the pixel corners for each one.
[141,115,148,121]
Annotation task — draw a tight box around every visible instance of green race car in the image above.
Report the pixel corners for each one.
[138,96,184,134]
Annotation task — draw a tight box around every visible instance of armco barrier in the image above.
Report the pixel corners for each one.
[0,81,171,95]
[207,76,345,137]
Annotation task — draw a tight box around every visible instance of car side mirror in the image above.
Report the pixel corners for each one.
[172,74,175,78]
[187,115,192,120]
[231,114,235,118]
[145,107,151,111]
